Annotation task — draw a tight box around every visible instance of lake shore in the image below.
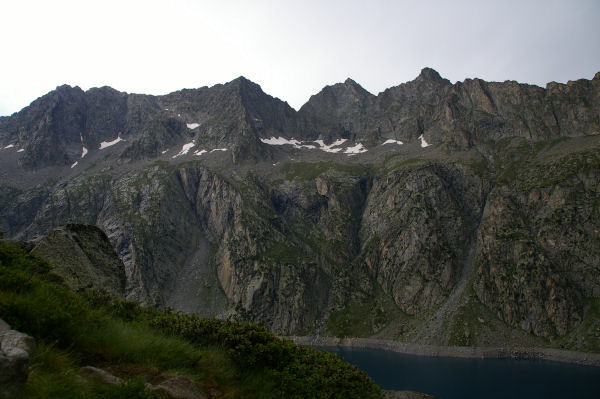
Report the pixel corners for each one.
[285,336,600,367]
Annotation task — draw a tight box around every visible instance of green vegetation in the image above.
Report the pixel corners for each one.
[533,136,571,153]
[554,298,600,353]
[382,157,430,174]
[283,161,368,181]
[466,153,491,179]
[520,149,600,189]
[448,300,489,347]
[493,136,600,188]
[327,295,402,338]
[0,241,382,399]
[258,241,309,265]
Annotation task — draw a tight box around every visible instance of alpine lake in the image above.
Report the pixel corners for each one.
[316,346,600,399]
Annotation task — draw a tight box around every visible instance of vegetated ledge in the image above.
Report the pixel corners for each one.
[286,336,600,367]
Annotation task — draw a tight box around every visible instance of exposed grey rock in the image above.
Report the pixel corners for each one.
[151,376,206,399]
[80,366,123,386]
[0,330,36,355]
[0,320,35,399]
[0,319,36,355]
[29,224,126,298]
[359,163,484,314]
[0,347,29,398]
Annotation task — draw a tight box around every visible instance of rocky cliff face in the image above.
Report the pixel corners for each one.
[1,69,599,351]
[474,145,600,338]
[297,68,600,149]
[360,162,485,315]
[26,224,126,298]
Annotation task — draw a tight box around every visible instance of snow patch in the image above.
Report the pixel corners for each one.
[99,136,124,149]
[315,139,347,153]
[261,137,302,146]
[71,161,78,168]
[210,148,228,153]
[187,123,200,130]
[259,137,317,149]
[81,146,88,158]
[194,149,207,156]
[172,142,195,158]
[344,143,367,154]
[260,137,353,152]
[382,139,403,145]
[419,134,431,148]
[161,149,169,154]
[17,149,24,153]
[3,144,15,149]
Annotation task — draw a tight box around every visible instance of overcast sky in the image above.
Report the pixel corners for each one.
[1,0,599,116]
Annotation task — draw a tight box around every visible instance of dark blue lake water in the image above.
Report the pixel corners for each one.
[316,346,600,399]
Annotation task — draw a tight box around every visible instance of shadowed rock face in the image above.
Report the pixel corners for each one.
[473,157,600,337]
[1,70,599,346]
[29,224,127,298]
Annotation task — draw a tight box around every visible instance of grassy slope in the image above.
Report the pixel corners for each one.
[0,241,382,399]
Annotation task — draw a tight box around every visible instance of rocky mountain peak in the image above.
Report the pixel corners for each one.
[227,75,264,95]
[321,78,374,101]
[297,78,375,142]
[35,84,85,108]
[55,83,81,92]
[86,85,125,96]
[299,78,374,117]
[416,67,446,84]
[2,69,600,170]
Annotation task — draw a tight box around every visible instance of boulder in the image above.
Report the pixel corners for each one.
[151,376,206,399]
[80,366,123,386]
[0,347,30,398]
[0,319,35,399]
[0,330,36,354]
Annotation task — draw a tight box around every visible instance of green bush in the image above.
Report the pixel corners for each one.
[147,312,382,398]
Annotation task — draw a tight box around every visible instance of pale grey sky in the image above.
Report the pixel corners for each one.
[1,0,599,116]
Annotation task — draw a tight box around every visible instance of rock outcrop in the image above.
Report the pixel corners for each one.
[0,319,36,398]
[80,366,124,386]
[79,367,207,399]
[28,224,126,298]
[151,376,206,399]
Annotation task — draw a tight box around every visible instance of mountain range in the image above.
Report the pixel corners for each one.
[1,68,599,351]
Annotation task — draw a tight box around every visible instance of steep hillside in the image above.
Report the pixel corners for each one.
[0,69,598,351]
